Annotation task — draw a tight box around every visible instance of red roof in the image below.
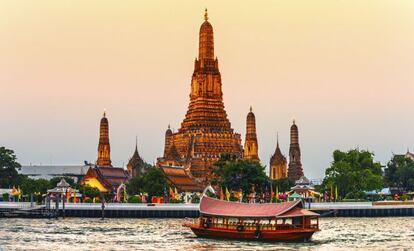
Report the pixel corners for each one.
[200,196,318,218]
[279,207,319,218]
[160,166,204,192]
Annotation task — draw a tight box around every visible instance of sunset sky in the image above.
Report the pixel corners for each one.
[1,1,413,179]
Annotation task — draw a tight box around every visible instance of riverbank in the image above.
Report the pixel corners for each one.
[2,201,414,218]
[1,217,414,250]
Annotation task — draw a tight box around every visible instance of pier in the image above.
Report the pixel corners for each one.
[2,202,414,218]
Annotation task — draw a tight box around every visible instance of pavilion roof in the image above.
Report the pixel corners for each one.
[199,196,317,218]
[160,166,204,192]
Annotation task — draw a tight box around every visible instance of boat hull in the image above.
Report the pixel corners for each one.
[188,225,318,242]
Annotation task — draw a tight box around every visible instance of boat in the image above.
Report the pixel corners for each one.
[184,196,320,242]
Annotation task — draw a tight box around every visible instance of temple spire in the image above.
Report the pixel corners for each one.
[96,112,112,166]
[244,107,259,161]
[277,132,279,148]
[198,8,214,62]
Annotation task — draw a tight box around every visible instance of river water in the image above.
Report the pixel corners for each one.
[0,217,413,250]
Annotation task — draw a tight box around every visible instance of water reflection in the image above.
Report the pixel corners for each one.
[0,217,413,250]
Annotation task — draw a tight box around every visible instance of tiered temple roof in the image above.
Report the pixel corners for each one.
[96,112,112,167]
[157,10,243,182]
[127,138,146,177]
[288,120,304,181]
[243,107,260,161]
[82,166,130,192]
[160,166,204,192]
[269,134,287,180]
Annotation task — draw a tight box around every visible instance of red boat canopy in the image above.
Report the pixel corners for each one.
[199,196,319,218]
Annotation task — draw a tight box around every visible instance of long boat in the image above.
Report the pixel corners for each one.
[184,196,320,242]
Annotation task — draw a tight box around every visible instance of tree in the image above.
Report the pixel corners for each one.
[322,149,383,199]
[126,175,144,195]
[127,167,167,198]
[211,155,269,198]
[19,177,50,195]
[82,185,100,198]
[270,178,294,193]
[48,176,76,189]
[0,147,22,188]
[142,167,168,197]
[384,155,414,193]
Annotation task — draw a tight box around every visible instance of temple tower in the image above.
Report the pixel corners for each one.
[157,9,243,181]
[269,134,287,180]
[243,107,259,161]
[127,137,145,177]
[288,120,303,181]
[96,112,112,166]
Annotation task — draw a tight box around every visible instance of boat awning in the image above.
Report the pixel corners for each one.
[199,196,315,218]
[278,207,319,218]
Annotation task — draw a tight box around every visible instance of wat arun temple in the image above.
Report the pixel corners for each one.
[156,10,304,184]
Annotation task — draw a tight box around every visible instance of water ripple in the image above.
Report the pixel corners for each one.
[0,217,414,250]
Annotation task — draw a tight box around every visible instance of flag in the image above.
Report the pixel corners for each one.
[17,187,22,202]
[73,189,77,203]
[169,187,174,198]
[225,187,230,201]
[113,187,117,202]
[275,186,279,202]
[219,188,224,200]
[335,186,338,201]
[66,188,70,203]
[270,183,274,199]
[174,187,180,200]
[123,186,127,203]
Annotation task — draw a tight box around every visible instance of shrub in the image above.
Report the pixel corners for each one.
[128,196,141,203]
[169,198,183,203]
[2,193,8,202]
[401,194,410,201]
[84,198,93,203]
[191,194,200,203]
[229,196,238,202]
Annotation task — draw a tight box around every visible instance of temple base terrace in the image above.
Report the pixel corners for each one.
[2,202,414,218]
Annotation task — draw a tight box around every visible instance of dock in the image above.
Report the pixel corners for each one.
[1,202,414,218]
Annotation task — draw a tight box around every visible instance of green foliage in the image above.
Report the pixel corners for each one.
[206,190,217,198]
[2,193,8,201]
[384,155,414,193]
[81,185,100,198]
[322,149,383,198]
[401,194,410,201]
[84,198,93,203]
[169,198,183,203]
[127,167,168,198]
[127,196,142,203]
[48,176,76,189]
[191,194,200,203]
[126,175,144,196]
[19,177,50,195]
[344,191,366,200]
[211,156,269,199]
[271,178,294,193]
[0,147,22,188]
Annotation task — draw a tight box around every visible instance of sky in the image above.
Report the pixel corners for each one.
[1,1,413,179]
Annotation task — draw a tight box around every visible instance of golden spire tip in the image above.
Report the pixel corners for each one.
[204,8,208,21]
